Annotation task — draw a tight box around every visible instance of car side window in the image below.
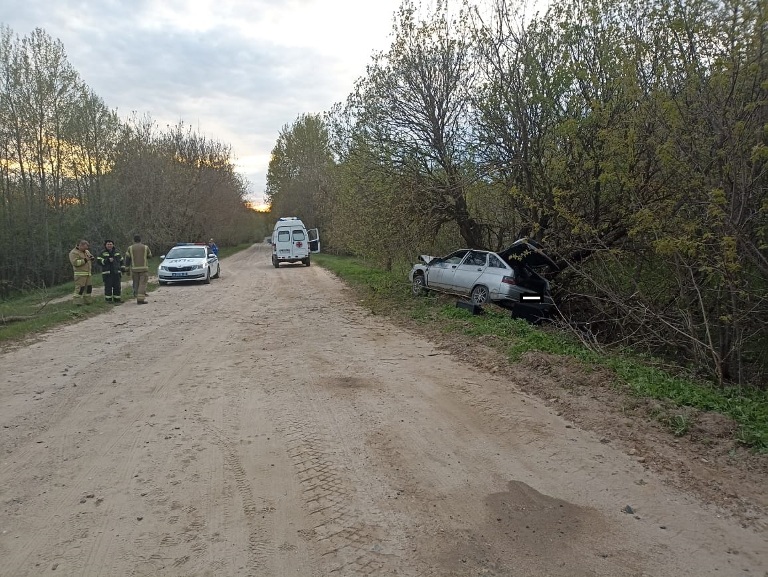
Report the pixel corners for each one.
[488,254,505,268]
[465,252,487,266]
[445,251,468,265]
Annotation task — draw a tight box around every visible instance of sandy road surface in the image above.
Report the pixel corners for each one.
[1,244,765,577]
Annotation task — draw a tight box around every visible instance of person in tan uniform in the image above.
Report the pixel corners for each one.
[125,234,152,304]
[68,240,95,305]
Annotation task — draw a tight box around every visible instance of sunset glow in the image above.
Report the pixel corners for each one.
[246,201,270,212]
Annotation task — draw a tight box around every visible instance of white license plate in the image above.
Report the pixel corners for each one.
[171,272,186,277]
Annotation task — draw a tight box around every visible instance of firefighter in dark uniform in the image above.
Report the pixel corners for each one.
[97,240,124,303]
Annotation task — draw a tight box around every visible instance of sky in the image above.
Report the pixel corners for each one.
[0,0,411,208]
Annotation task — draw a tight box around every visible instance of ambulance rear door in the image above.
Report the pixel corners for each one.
[308,229,321,253]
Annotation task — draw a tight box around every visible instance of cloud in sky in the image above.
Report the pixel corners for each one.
[1,0,406,205]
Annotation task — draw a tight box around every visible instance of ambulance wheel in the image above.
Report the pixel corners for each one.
[303,258,310,267]
[272,256,279,268]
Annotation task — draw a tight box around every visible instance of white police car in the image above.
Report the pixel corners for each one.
[158,243,220,285]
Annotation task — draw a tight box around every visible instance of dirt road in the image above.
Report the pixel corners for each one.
[1,244,765,576]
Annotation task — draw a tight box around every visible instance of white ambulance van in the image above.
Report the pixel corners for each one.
[271,217,320,267]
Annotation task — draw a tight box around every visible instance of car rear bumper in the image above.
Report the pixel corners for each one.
[495,292,554,310]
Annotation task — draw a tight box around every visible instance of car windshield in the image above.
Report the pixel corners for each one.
[166,247,206,259]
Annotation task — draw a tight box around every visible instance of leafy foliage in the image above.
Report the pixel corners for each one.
[265,113,334,230]
[309,0,768,387]
[0,26,262,297]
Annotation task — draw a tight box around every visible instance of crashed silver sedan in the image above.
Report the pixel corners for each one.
[408,239,557,317]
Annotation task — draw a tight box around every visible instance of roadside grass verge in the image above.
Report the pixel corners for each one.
[0,285,114,342]
[314,253,768,452]
[0,242,254,345]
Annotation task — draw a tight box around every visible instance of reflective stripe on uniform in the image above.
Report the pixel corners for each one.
[128,244,150,272]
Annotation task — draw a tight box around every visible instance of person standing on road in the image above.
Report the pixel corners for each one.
[125,234,152,305]
[208,238,219,257]
[68,240,95,306]
[97,240,124,303]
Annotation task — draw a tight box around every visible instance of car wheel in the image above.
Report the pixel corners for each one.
[204,269,211,284]
[411,274,428,296]
[303,258,310,267]
[272,255,279,268]
[471,285,490,305]
[212,264,220,279]
[158,280,167,286]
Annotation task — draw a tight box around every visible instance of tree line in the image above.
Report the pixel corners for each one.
[0,25,267,299]
[266,0,767,388]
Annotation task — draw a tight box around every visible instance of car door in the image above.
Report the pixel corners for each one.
[275,228,291,258]
[291,227,307,257]
[449,251,488,295]
[308,229,320,253]
[427,250,468,289]
[482,253,511,299]
[206,246,219,276]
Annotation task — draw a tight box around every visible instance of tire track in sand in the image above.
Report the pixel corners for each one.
[203,421,269,577]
